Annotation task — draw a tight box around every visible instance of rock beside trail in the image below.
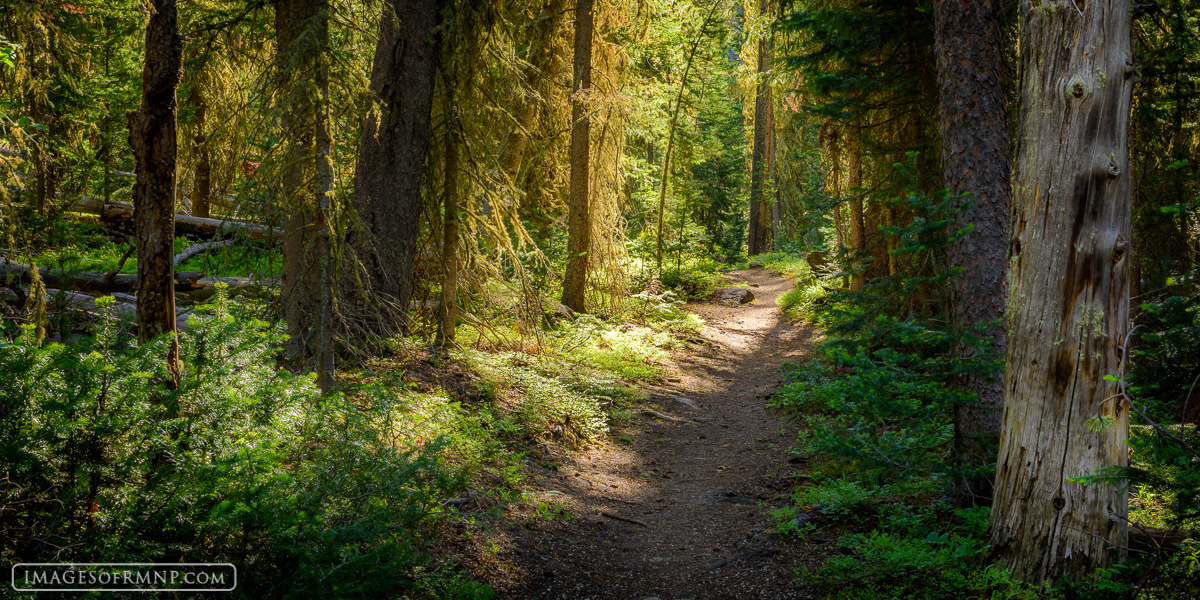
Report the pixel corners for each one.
[714,287,754,304]
[748,259,764,268]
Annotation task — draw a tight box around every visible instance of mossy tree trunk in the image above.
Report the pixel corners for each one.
[278,0,330,372]
[497,0,567,185]
[437,96,460,345]
[188,83,211,219]
[988,0,1134,583]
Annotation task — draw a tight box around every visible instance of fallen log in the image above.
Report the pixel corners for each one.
[43,288,138,315]
[1,257,206,293]
[176,276,279,303]
[44,289,194,332]
[174,239,236,266]
[1129,527,1191,554]
[68,197,279,241]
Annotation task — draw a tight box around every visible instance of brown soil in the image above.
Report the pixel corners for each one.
[470,268,822,600]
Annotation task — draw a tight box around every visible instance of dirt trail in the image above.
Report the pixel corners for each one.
[495,269,820,600]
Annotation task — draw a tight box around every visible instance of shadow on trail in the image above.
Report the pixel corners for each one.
[492,269,820,600]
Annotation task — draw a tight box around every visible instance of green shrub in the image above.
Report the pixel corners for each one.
[658,266,719,300]
[0,293,463,598]
[454,348,609,438]
[812,529,1037,600]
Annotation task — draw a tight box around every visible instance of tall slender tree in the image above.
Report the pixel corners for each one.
[187,81,211,218]
[278,0,322,363]
[747,0,773,256]
[933,0,1012,505]
[277,0,335,391]
[127,0,183,386]
[437,75,460,345]
[562,0,594,313]
[847,130,864,291]
[989,0,1135,582]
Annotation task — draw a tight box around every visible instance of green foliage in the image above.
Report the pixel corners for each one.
[454,348,610,439]
[1129,291,1200,424]
[657,266,719,300]
[772,174,1000,485]
[812,529,1036,600]
[0,294,464,598]
[1073,285,1200,594]
[628,286,705,332]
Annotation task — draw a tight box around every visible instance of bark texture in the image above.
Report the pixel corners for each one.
[934,0,1012,506]
[747,2,772,256]
[314,26,335,393]
[988,0,1134,583]
[345,0,446,333]
[561,0,593,313]
[277,0,323,363]
[127,0,183,384]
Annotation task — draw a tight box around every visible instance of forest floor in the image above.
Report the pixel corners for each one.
[463,269,825,600]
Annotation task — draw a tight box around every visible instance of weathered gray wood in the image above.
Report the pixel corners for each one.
[69,197,277,240]
[173,239,236,266]
[1,257,204,292]
[988,0,1135,583]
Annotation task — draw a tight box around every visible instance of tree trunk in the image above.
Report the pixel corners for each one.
[933,0,1012,506]
[848,133,865,291]
[189,84,211,219]
[497,0,567,185]
[345,0,446,333]
[561,0,593,313]
[277,0,321,363]
[314,19,335,393]
[437,89,460,344]
[127,0,183,386]
[747,1,772,257]
[988,0,1134,583]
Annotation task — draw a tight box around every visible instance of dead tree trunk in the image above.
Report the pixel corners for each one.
[988,0,1134,583]
[345,0,446,333]
[561,0,593,314]
[933,0,1012,506]
[127,0,183,386]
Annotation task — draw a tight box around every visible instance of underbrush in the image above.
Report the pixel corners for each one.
[770,175,1199,598]
[0,289,485,599]
[29,220,280,278]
